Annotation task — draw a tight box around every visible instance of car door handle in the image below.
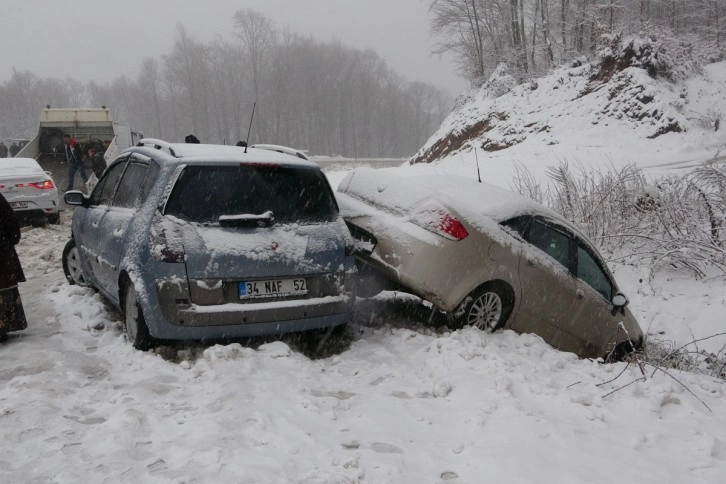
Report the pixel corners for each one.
[113,229,123,237]
[576,289,584,299]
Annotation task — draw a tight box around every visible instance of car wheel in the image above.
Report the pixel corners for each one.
[62,239,87,286]
[603,341,637,363]
[451,283,513,331]
[122,282,155,351]
[47,213,61,225]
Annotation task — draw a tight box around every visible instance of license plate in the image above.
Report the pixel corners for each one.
[239,278,307,299]
[10,201,28,209]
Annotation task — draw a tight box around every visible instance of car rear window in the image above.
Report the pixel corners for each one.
[165,164,338,224]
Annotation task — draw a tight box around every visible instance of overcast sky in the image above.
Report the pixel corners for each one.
[1,0,465,94]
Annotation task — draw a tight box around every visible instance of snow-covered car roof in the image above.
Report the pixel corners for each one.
[128,141,318,168]
[250,144,309,160]
[0,157,44,176]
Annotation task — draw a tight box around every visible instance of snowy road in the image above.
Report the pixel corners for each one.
[1,218,726,483]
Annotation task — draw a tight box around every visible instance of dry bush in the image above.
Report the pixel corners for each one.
[513,160,726,279]
[635,335,726,380]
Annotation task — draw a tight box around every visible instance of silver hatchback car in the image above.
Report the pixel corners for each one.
[63,139,354,349]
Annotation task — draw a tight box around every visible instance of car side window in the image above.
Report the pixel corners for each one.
[527,220,572,270]
[139,162,160,204]
[113,163,150,209]
[501,216,531,239]
[577,244,613,300]
[89,162,126,206]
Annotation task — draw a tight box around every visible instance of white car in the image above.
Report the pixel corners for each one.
[0,158,60,224]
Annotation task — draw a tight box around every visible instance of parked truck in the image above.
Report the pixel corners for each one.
[16,108,142,190]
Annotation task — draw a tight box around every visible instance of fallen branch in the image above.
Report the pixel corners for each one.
[645,362,713,413]
[602,377,647,399]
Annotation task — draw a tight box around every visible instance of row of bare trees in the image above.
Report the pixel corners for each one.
[430,0,726,85]
[0,10,451,158]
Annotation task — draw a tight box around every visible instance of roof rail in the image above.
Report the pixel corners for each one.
[136,138,177,157]
[250,143,309,160]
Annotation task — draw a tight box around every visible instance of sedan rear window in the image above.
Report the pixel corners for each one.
[165,165,338,224]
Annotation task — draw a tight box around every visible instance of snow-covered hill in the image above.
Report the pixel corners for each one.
[412,50,726,177]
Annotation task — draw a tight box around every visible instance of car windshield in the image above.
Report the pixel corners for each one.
[165,164,338,224]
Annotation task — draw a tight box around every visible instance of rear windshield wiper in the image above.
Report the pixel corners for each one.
[219,211,274,227]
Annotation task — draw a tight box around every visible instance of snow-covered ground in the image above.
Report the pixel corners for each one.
[1,199,725,482]
[2,57,726,483]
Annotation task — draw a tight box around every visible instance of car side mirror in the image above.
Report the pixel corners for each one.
[64,190,87,207]
[611,292,628,316]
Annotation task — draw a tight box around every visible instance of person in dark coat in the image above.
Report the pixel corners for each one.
[85,147,107,178]
[0,142,8,158]
[185,134,200,144]
[9,142,20,157]
[0,192,27,337]
[63,134,87,191]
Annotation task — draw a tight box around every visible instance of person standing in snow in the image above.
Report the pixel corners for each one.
[83,147,107,192]
[85,147,107,178]
[0,192,27,339]
[63,134,88,191]
[0,142,8,158]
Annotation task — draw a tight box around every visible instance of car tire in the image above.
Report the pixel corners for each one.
[62,239,87,286]
[603,341,637,363]
[47,213,61,225]
[450,282,514,331]
[122,282,156,351]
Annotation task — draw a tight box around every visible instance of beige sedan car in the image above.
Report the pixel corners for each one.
[337,168,643,359]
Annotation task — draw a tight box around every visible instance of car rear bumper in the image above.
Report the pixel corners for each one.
[4,191,58,209]
[146,309,350,341]
[172,295,351,327]
[12,208,58,222]
[145,276,353,340]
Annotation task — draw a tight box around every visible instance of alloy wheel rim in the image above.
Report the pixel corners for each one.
[125,287,138,342]
[467,292,503,330]
[67,247,85,284]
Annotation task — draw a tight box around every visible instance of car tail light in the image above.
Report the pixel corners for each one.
[28,180,55,190]
[410,201,469,241]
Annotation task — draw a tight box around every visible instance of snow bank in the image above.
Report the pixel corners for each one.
[1,222,725,482]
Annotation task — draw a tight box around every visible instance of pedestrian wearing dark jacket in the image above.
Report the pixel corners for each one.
[0,192,27,336]
[85,147,107,178]
[0,142,8,158]
[63,134,87,191]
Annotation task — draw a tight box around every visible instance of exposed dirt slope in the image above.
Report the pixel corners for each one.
[412,51,725,165]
